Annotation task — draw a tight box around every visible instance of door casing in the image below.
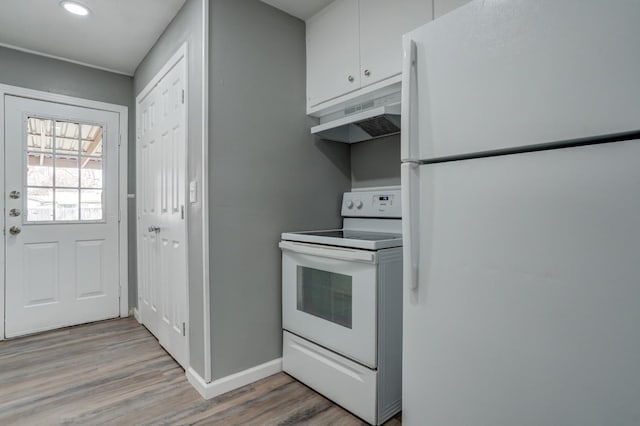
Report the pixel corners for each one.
[0,83,129,340]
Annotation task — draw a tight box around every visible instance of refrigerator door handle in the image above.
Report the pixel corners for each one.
[402,163,420,290]
[401,37,417,162]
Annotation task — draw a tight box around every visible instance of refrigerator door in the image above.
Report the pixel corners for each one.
[401,0,640,162]
[403,140,640,425]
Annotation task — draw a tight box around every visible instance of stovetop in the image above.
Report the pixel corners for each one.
[298,230,402,241]
[281,227,402,250]
[281,189,403,251]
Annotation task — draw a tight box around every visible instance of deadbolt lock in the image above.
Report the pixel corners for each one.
[9,208,21,217]
[9,190,20,199]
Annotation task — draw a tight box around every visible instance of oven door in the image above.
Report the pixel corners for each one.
[280,240,378,368]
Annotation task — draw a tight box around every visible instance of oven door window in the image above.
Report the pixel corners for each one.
[297,266,353,329]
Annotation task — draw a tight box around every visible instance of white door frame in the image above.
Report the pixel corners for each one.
[201,0,211,382]
[0,83,129,340]
[135,42,190,367]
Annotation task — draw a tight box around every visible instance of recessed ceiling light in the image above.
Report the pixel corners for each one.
[61,1,90,16]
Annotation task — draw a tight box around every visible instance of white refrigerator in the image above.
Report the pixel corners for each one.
[400,1,640,425]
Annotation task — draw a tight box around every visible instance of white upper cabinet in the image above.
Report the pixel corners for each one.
[307,0,361,108]
[434,0,472,18]
[360,0,433,89]
[307,0,433,110]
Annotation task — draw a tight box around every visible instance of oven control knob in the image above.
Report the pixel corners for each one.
[355,200,363,209]
[346,200,354,209]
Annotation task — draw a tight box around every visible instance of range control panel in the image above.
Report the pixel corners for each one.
[341,189,401,218]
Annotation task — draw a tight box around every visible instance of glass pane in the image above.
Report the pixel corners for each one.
[80,190,103,220]
[27,187,54,222]
[55,121,80,155]
[80,156,103,188]
[55,188,79,221]
[27,153,54,186]
[55,156,79,187]
[81,124,103,156]
[297,266,353,329]
[24,118,106,223]
[27,117,54,153]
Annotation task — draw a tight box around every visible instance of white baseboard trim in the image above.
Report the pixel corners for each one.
[132,308,141,323]
[186,358,282,400]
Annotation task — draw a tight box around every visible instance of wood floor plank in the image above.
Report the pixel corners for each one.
[0,318,400,425]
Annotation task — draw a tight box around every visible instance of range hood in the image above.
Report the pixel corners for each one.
[309,78,402,143]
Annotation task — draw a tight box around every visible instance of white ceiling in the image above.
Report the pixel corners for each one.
[0,0,186,76]
[261,0,334,21]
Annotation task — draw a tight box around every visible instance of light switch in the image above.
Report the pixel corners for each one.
[189,180,198,203]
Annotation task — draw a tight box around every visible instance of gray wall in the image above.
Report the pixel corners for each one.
[0,45,137,306]
[209,0,351,380]
[133,0,207,377]
[351,134,401,189]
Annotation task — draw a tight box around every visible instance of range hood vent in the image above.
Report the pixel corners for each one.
[355,115,401,137]
[309,81,402,144]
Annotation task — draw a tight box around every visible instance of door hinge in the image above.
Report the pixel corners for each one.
[118,209,121,223]
[118,133,122,147]
[181,89,185,104]
[182,322,186,336]
[181,205,185,220]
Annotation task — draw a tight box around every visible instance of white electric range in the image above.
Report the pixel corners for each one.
[279,189,403,425]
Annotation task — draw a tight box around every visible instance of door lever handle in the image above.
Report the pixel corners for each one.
[148,225,160,233]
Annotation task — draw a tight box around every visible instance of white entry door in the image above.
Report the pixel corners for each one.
[136,53,188,368]
[4,95,121,338]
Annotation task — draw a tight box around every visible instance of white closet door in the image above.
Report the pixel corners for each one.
[137,54,188,368]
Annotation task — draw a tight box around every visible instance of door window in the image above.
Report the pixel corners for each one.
[297,266,353,329]
[26,117,104,222]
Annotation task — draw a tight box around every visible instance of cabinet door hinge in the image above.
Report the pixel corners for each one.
[182,322,186,336]
[181,205,185,220]
[181,89,185,104]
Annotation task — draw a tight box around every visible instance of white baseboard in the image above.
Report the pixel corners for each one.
[132,308,141,323]
[186,358,282,400]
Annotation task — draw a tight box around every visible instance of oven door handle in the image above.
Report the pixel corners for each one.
[279,241,377,264]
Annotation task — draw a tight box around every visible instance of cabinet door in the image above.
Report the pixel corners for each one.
[359,0,432,88]
[434,0,472,18]
[307,0,360,108]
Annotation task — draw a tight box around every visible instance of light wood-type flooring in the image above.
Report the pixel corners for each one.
[0,317,402,425]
